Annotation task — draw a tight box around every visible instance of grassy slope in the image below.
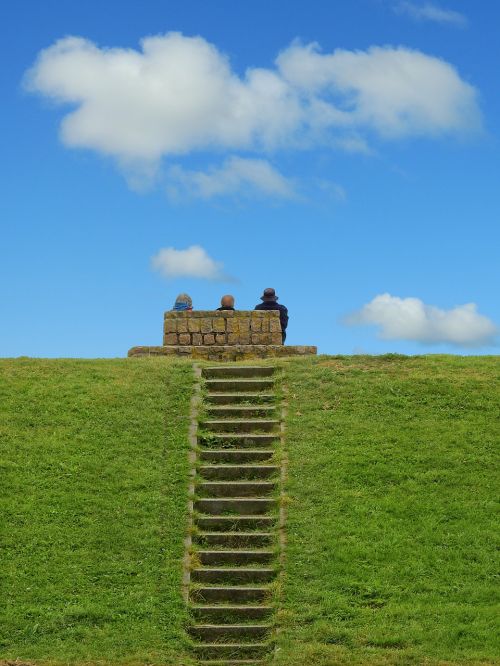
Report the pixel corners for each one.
[279,355,499,665]
[1,355,498,666]
[0,358,193,665]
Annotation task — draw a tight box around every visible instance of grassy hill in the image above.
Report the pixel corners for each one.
[1,355,498,666]
[1,358,194,665]
[278,355,499,665]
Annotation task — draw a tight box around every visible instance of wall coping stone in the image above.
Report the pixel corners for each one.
[128,345,317,360]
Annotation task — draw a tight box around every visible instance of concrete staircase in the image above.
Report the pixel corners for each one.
[187,365,282,665]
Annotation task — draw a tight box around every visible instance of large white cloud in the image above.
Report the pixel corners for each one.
[151,245,229,281]
[25,32,481,189]
[346,293,497,347]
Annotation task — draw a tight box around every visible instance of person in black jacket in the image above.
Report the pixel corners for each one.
[254,288,288,343]
[217,294,235,311]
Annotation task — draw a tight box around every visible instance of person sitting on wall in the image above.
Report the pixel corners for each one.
[254,288,288,343]
[217,294,235,311]
[172,293,193,311]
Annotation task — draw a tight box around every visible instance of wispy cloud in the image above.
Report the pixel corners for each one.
[345,293,497,347]
[25,33,480,195]
[151,245,232,281]
[395,2,467,27]
[167,157,296,201]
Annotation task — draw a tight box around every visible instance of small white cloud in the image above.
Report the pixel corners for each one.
[167,157,295,200]
[395,2,467,27]
[345,293,497,347]
[151,245,230,281]
[25,33,481,191]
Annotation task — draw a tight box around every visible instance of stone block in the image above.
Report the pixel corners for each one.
[164,319,177,333]
[226,318,238,333]
[250,318,262,332]
[212,318,226,333]
[177,319,188,333]
[239,332,251,345]
[271,332,283,345]
[191,333,202,346]
[178,333,191,345]
[270,318,282,332]
[188,318,201,333]
[164,333,177,345]
[215,333,226,344]
[200,318,212,334]
[261,317,270,332]
[203,334,215,345]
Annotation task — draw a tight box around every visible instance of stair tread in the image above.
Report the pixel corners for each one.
[207,405,276,410]
[199,465,279,469]
[202,432,278,436]
[191,622,272,631]
[199,532,273,537]
[198,480,276,485]
[196,514,275,519]
[206,392,275,396]
[193,567,275,572]
[194,586,269,591]
[204,419,279,424]
[198,549,273,554]
[191,604,272,610]
[198,656,265,666]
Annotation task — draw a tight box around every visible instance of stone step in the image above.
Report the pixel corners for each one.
[198,434,279,448]
[198,465,280,481]
[198,656,265,666]
[206,405,277,419]
[202,366,275,379]
[191,605,273,623]
[195,516,275,532]
[195,498,276,516]
[205,393,275,405]
[190,586,269,604]
[196,481,276,498]
[189,623,272,642]
[202,419,279,433]
[195,532,274,548]
[205,379,274,393]
[191,567,276,584]
[194,642,269,660]
[198,550,275,566]
[198,450,275,464]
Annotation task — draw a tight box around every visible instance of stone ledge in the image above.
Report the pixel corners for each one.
[128,345,317,361]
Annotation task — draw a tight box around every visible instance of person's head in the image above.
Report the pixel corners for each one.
[260,287,278,302]
[220,294,235,308]
[173,293,193,311]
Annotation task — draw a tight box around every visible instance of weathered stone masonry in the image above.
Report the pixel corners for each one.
[128,309,317,360]
[163,310,283,346]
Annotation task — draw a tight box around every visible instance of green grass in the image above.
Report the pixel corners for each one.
[278,355,499,666]
[1,355,498,666]
[0,358,194,666]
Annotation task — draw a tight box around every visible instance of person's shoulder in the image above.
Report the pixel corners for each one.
[278,303,288,311]
[254,303,264,310]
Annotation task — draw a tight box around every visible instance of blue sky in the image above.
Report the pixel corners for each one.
[1,0,498,357]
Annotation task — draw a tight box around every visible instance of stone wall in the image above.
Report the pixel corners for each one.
[163,310,283,346]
